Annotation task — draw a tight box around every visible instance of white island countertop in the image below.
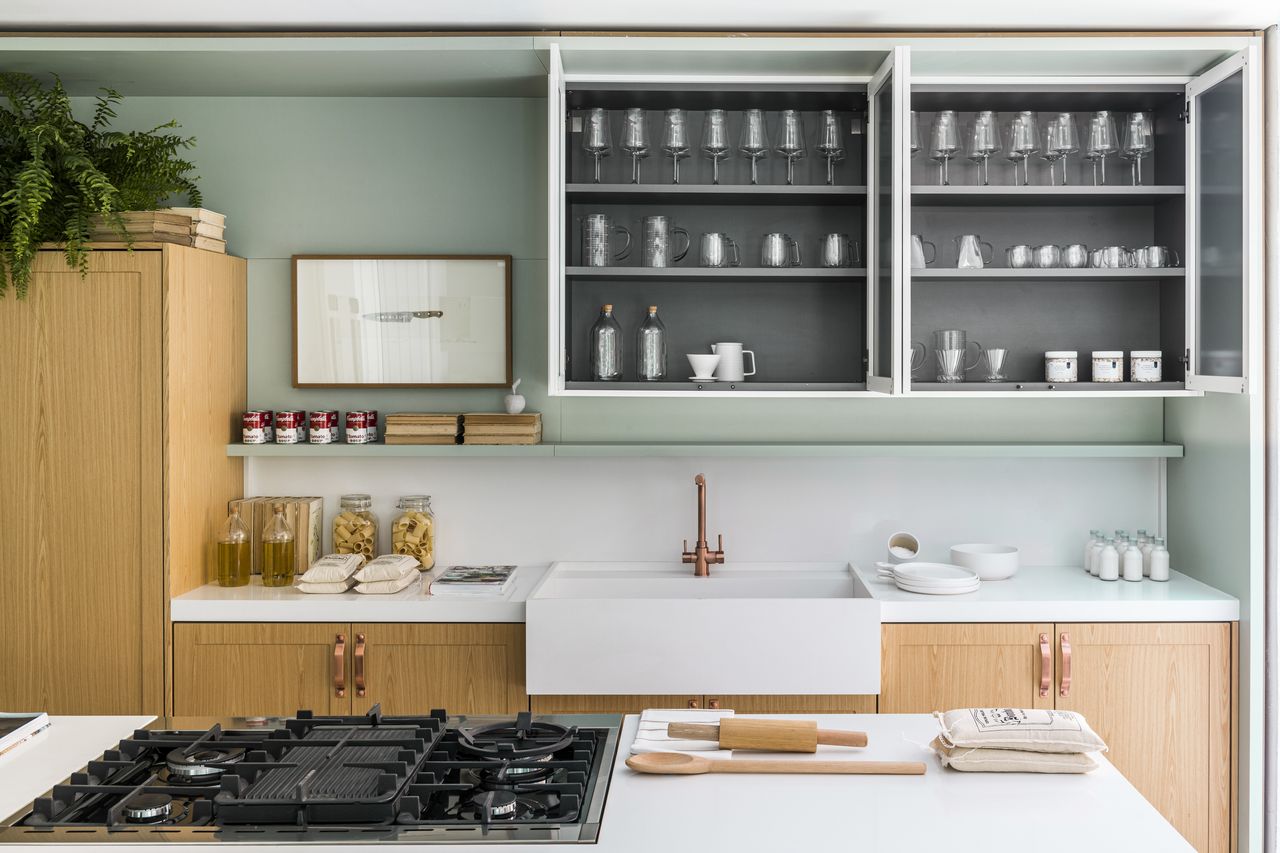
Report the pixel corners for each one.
[0,714,1193,852]
[171,564,548,622]
[854,563,1239,622]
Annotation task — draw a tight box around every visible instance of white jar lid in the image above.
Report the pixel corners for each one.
[1130,350,1162,358]
[1045,351,1077,358]
[1092,350,1123,358]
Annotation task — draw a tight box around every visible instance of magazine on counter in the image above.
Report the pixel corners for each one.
[0,712,51,758]
[429,565,518,598]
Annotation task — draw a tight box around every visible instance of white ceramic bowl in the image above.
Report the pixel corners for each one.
[949,543,1020,581]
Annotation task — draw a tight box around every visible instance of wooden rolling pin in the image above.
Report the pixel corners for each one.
[627,752,925,776]
[667,718,868,752]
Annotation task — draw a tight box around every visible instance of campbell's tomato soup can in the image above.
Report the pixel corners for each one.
[345,411,369,444]
[363,410,378,442]
[241,411,268,444]
[309,410,338,444]
[257,410,275,442]
[275,410,306,444]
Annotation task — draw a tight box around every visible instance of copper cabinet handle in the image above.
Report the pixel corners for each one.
[1039,633,1051,698]
[333,634,346,698]
[354,634,367,698]
[687,699,700,709]
[707,699,721,710]
[1060,633,1072,697]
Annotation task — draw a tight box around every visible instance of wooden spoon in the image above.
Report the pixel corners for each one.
[626,752,925,776]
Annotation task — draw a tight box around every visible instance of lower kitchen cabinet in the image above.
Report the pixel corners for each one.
[530,695,875,714]
[880,622,1233,853]
[173,623,350,717]
[172,623,526,717]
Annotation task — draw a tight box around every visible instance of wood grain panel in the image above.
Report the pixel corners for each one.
[1055,623,1231,853]
[530,696,702,714]
[353,624,526,715]
[879,623,1055,713]
[0,251,164,714]
[709,695,877,714]
[164,245,247,597]
[173,622,349,716]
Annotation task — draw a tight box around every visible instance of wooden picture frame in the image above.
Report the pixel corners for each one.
[291,254,513,388]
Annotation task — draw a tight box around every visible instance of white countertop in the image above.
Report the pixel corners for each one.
[171,565,548,622]
[0,714,1193,852]
[855,563,1239,622]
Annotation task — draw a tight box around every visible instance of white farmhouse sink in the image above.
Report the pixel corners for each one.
[525,562,880,696]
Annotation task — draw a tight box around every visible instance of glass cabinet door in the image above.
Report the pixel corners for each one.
[1186,49,1258,394]
[866,47,909,394]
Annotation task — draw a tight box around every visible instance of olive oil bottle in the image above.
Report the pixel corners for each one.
[261,503,296,587]
[216,504,251,587]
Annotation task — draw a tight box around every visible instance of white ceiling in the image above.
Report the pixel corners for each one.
[3,0,1277,31]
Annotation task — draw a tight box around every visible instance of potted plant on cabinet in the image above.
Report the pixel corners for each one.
[0,72,202,298]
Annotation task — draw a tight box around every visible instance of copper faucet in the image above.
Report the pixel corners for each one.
[681,473,725,577]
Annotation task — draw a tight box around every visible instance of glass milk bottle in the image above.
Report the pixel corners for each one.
[636,305,668,381]
[589,304,623,381]
[215,504,251,587]
[1122,537,1144,582]
[1141,535,1156,576]
[261,503,296,587]
[1084,530,1100,573]
[1097,539,1120,581]
[1149,537,1170,582]
[1089,535,1107,577]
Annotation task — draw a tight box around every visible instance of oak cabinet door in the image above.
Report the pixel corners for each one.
[530,696,702,714]
[173,623,350,717]
[879,624,1055,713]
[1055,623,1231,853]
[353,624,526,716]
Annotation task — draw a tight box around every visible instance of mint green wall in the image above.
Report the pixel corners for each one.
[95,95,1165,443]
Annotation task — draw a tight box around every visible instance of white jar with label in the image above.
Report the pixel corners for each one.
[1130,350,1163,382]
[1044,351,1078,383]
[1091,351,1124,382]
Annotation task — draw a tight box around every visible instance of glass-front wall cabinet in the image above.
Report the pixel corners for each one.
[546,40,1260,398]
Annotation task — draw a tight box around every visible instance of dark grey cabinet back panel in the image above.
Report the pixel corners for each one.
[909,279,1185,383]
[566,280,866,383]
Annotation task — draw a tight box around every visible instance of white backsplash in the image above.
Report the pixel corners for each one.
[245,456,1162,568]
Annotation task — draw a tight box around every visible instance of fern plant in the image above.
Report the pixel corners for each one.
[0,72,201,298]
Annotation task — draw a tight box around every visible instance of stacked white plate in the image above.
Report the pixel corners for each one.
[876,562,981,595]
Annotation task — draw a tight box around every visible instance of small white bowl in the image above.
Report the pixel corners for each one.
[949,543,1020,581]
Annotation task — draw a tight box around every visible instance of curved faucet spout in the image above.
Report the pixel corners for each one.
[681,473,725,576]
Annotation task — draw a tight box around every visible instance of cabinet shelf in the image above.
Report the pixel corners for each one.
[911,185,1184,206]
[567,183,867,205]
[566,266,865,282]
[563,381,865,393]
[227,442,1184,459]
[911,381,1191,396]
[912,268,1183,281]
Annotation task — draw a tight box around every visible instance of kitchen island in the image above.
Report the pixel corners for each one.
[0,714,1193,852]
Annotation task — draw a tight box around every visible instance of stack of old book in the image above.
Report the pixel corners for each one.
[462,413,542,445]
[89,208,226,253]
[384,413,461,445]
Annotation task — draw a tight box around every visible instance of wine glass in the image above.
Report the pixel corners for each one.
[739,109,768,185]
[909,110,920,158]
[582,107,612,184]
[1003,111,1039,186]
[701,109,731,185]
[1042,112,1079,186]
[929,110,960,186]
[1083,110,1118,186]
[620,107,650,185]
[662,108,691,185]
[774,109,806,186]
[1121,111,1154,186]
[816,110,845,186]
[965,111,1000,186]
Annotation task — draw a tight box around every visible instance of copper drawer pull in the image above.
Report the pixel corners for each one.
[333,634,346,698]
[355,634,367,698]
[707,699,721,710]
[1060,633,1072,697]
[687,699,700,709]
[1039,633,1050,698]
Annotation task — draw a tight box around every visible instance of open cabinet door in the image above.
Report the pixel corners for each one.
[1185,47,1261,394]
[866,47,909,394]
[547,43,567,395]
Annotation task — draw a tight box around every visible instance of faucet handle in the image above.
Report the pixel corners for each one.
[711,534,726,563]
[681,539,694,563]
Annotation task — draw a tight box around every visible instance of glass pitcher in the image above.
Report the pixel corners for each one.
[955,234,994,269]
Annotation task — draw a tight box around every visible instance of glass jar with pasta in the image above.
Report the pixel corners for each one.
[333,494,377,564]
[391,495,435,570]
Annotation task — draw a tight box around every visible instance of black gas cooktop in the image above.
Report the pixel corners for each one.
[0,706,621,844]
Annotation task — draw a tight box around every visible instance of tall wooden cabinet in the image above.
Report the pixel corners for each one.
[0,245,245,716]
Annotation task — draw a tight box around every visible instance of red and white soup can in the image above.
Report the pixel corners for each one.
[241,411,269,444]
[275,410,306,444]
[309,410,339,444]
[344,411,370,444]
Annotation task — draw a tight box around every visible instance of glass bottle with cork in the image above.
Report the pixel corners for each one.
[215,504,251,587]
[261,502,296,587]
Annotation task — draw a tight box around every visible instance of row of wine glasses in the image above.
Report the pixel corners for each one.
[582,107,849,186]
[911,110,1154,187]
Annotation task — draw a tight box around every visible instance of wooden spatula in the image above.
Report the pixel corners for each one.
[627,752,925,776]
[667,718,868,752]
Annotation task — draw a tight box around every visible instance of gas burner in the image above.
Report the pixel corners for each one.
[473,755,556,787]
[458,711,576,763]
[453,789,555,825]
[164,746,245,782]
[476,790,518,819]
[121,794,173,824]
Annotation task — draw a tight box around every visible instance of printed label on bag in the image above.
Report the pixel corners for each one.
[969,709,1084,733]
